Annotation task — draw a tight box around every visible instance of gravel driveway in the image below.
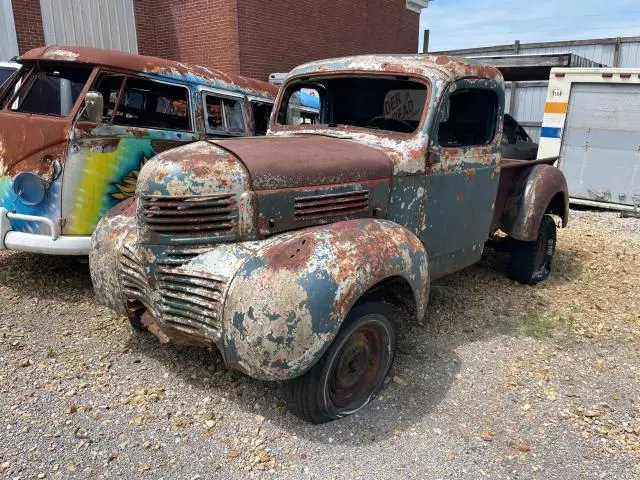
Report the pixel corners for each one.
[1,209,639,479]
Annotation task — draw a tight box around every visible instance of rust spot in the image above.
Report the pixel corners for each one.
[466,168,476,181]
[141,311,171,343]
[263,234,316,271]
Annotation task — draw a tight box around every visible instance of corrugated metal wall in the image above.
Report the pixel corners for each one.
[520,44,616,66]
[435,37,640,144]
[505,82,548,142]
[619,43,640,67]
[435,38,640,68]
[40,0,138,53]
[0,0,19,61]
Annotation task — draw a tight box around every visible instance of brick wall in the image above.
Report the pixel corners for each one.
[237,0,419,80]
[13,0,45,54]
[133,0,241,74]
[133,0,418,80]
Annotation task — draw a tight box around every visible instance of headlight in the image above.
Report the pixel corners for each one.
[12,172,46,206]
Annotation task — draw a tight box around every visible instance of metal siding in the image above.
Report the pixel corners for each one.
[512,85,547,122]
[0,0,19,60]
[506,83,547,142]
[620,42,640,67]
[519,44,615,66]
[560,83,640,208]
[40,0,138,53]
[526,126,542,143]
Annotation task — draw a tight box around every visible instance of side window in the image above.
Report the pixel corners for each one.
[204,93,246,135]
[112,77,191,131]
[94,74,125,121]
[437,88,498,147]
[251,101,273,135]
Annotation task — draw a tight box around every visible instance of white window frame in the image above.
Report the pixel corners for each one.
[200,87,247,136]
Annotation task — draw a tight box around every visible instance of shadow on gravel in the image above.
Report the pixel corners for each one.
[482,243,583,286]
[104,240,582,446]
[0,252,93,300]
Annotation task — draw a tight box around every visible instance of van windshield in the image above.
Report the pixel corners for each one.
[277,76,428,134]
[5,63,92,116]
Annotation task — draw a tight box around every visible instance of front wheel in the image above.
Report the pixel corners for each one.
[507,214,557,285]
[283,301,396,424]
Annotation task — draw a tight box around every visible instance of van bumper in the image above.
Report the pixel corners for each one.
[0,207,90,255]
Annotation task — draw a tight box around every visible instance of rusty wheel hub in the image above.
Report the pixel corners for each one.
[329,325,383,409]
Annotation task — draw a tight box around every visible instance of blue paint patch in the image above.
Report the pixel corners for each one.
[296,268,340,334]
[540,127,562,139]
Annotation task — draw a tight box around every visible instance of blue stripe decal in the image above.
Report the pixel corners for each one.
[541,127,562,138]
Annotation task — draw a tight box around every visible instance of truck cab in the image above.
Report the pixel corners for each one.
[90,54,568,423]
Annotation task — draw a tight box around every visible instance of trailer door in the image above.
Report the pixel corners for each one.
[560,83,640,209]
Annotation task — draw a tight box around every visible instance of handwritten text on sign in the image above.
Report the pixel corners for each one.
[383,90,426,121]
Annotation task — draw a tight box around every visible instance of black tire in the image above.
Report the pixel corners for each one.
[127,313,146,331]
[507,214,557,285]
[283,301,396,424]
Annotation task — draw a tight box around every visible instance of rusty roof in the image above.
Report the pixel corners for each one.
[19,45,278,99]
[286,54,503,83]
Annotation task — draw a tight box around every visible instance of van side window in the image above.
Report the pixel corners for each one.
[94,74,125,121]
[204,93,245,136]
[437,88,498,147]
[251,101,273,135]
[113,77,191,131]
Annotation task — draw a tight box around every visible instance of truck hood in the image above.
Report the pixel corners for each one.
[210,135,392,190]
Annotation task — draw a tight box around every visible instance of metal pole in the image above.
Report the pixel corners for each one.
[613,37,621,67]
[423,29,430,53]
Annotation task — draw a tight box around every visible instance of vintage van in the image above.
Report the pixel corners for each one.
[0,61,19,88]
[0,46,277,255]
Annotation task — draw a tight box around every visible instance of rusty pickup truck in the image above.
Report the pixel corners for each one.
[89,54,569,424]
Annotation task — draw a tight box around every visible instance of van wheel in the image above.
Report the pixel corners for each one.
[507,214,557,285]
[283,301,396,424]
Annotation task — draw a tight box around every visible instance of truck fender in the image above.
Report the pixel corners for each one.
[221,218,429,381]
[500,164,569,242]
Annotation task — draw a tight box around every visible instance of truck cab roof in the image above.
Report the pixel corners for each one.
[286,54,503,84]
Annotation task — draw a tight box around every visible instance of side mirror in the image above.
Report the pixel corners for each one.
[84,91,104,123]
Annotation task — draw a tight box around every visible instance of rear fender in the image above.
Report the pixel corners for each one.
[221,219,429,381]
[500,164,568,241]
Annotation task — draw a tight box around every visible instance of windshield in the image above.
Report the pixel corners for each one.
[277,76,428,134]
[3,62,92,116]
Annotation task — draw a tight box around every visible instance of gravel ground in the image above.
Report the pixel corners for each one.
[1,209,639,479]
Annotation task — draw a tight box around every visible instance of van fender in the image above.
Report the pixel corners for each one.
[221,218,429,381]
[500,164,569,242]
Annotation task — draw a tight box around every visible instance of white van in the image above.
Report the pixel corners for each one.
[0,61,20,88]
[538,68,640,212]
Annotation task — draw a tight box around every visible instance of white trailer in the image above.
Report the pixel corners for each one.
[538,68,640,211]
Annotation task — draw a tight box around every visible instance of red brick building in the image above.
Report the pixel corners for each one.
[8,0,422,80]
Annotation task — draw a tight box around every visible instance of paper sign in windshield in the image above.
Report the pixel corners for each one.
[383,90,425,121]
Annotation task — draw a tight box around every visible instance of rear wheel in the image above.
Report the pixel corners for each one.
[507,214,557,285]
[283,301,396,424]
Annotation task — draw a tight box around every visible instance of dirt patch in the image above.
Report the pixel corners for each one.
[0,210,638,479]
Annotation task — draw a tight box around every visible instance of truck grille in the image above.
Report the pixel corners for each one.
[119,244,151,307]
[141,194,238,239]
[294,190,369,219]
[156,266,225,339]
